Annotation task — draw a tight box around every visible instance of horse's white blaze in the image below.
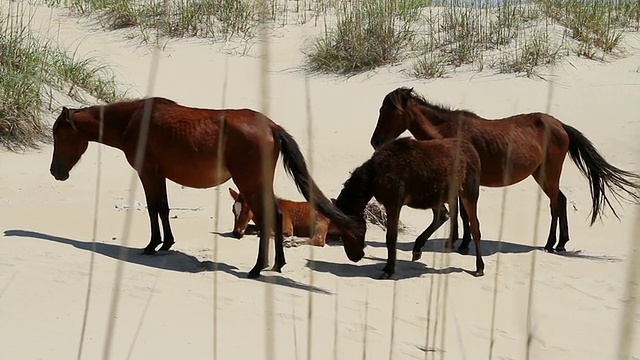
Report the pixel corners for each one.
[233,201,242,220]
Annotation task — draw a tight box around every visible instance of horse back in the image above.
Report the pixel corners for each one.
[371,138,478,209]
[121,99,279,189]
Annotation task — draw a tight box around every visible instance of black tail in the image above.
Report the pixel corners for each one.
[273,126,365,238]
[563,124,640,224]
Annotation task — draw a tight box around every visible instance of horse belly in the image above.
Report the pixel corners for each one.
[479,157,539,187]
[478,145,542,187]
[164,160,232,189]
[406,197,443,210]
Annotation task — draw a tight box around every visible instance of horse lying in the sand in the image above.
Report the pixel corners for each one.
[335,137,484,279]
[228,188,341,247]
[49,97,363,278]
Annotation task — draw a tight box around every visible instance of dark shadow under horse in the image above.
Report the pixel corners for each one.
[3,229,333,294]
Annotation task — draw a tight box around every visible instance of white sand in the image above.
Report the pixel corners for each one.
[1,3,639,359]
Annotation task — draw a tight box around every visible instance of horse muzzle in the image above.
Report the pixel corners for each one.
[345,248,365,263]
[50,165,69,181]
[232,229,245,239]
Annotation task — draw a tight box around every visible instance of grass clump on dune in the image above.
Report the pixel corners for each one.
[539,0,638,59]
[0,6,127,151]
[306,0,422,74]
[48,0,257,40]
[44,0,640,78]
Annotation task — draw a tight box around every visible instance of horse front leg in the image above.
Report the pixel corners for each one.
[412,206,449,261]
[140,176,170,255]
[381,205,401,279]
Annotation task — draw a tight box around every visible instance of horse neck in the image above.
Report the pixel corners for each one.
[339,195,370,221]
[407,102,453,140]
[336,163,374,221]
[78,103,135,149]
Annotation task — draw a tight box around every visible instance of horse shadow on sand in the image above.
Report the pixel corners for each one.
[364,236,538,256]
[306,257,467,280]
[3,229,334,295]
[365,236,621,262]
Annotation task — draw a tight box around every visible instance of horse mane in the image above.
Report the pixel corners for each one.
[393,87,480,118]
[53,97,179,134]
[87,97,177,111]
[335,161,376,222]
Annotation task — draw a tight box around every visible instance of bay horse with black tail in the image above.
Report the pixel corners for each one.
[49,97,363,278]
[228,188,341,247]
[370,87,640,253]
[335,137,484,279]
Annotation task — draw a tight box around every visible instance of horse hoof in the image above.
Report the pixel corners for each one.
[544,247,555,253]
[247,270,261,279]
[412,251,422,261]
[555,247,566,252]
[283,239,299,248]
[379,272,394,280]
[457,247,470,255]
[142,248,156,255]
[474,270,484,277]
[270,263,285,273]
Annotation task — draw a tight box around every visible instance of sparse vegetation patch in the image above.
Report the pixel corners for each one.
[0,5,127,151]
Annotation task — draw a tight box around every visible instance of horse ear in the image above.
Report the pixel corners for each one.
[228,188,239,200]
[63,107,79,131]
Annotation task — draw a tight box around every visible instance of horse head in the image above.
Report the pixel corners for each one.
[228,188,253,239]
[50,107,89,181]
[334,194,366,263]
[370,87,414,150]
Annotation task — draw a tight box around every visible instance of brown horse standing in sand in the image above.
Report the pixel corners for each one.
[335,137,484,279]
[228,188,341,247]
[49,97,362,278]
[370,87,640,252]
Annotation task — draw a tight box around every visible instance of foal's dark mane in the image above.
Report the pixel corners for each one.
[335,161,376,222]
[393,87,480,119]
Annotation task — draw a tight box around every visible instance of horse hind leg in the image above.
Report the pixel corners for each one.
[556,190,570,251]
[246,198,283,278]
[460,195,484,277]
[445,197,459,252]
[271,202,286,272]
[532,167,563,253]
[412,206,449,261]
[158,196,175,251]
[457,196,472,255]
[310,218,329,247]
